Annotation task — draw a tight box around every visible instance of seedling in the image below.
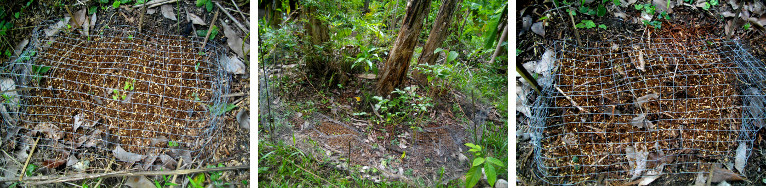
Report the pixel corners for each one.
[744,23,751,30]
[209,103,237,115]
[575,20,596,29]
[196,0,214,12]
[168,141,179,147]
[464,143,505,188]
[25,164,37,176]
[153,174,178,187]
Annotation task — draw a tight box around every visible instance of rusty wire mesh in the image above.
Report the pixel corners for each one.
[529,38,765,185]
[0,20,230,181]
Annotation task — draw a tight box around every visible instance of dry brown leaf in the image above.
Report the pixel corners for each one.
[74,9,87,28]
[113,145,143,163]
[188,13,206,25]
[710,166,745,183]
[83,129,103,148]
[43,158,66,169]
[222,55,246,74]
[159,154,177,170]
[735,142,747,173]
[44,17,70,37]
[125,176,155,188]
[33,123,63,140]
[221,22,249,58]
[636,93,659,106]
[161,4,176,21]
[142,154,158,170]
[626,145,649,180]
[531,22,545,37]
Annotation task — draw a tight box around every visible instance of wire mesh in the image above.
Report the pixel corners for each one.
[529,38,765,185]
[0,20,230,178]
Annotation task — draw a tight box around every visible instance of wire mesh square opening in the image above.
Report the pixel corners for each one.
[0,21,229,168]
[529,38,765,185]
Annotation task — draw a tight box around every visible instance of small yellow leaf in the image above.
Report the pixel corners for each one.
[401,151,406,159]
[355,97,361,102]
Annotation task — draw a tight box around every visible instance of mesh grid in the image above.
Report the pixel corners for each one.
[529,38,765,185]
[0,20,230,175]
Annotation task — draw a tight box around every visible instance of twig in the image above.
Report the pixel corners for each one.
[65,6,79,29]
[215,2,249,34]
[138,2,147,33]
[5,165,249,185]
[93,159,114,188]
[567,10,582,46]
[201,9,220,50]
[132,0,179,9]
[555,86,588,113]
[222,92,246,97]
[229,0,247,20]
[19,137,40,181]
[170,158,183,188]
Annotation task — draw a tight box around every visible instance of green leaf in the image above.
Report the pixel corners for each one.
[434,48,444,55]
[224,103,237,113]
[465,166,482,188]
[100,0,109,3]
[464,143,480,150]
[196,0,206,7]
[598,24,607,29]
[26,164,37,176]
[446,51,458,63]
[538,16,548,21]
[486,157,505,167]
[710,0,718,6]
[613,0,621,6]
[210,25,219,39]
[14,12,19,19]
[597,5,606,17]
[113,1,120,8]
[89,6,97,15]
[135,0,146,5]
[744,22,751,30]
[472,158,485,167]
[635,4,643,10]
[483,4,506,49]
[121,0,131,3]
[485,162,497,187]
[702,2,710,10]
[206,1,213,12]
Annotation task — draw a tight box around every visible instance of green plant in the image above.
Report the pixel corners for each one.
[168,141,179,147]
[372,86,433,125]
[31,64,50,84]
[635,3,656,15]
[112,1,120,8]
[350,45,381,73]
[196,25,220,39]
[25,163,37,176]
[188,173,206,188]
[744,22,751,30]
[89,6,97,15]
[153,174,178,188]
[575,20,596,29]
[598,24,607,29]
[643,20,662,29]
[196,0,214,12]
[209,103,237,115]
[123,79,136,91]
[464,143,504,188]
[207,163,228,187]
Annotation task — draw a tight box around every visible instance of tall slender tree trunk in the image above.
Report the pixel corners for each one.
[303,6,331,77]
[376,0,432,96]
[416,0,461,66]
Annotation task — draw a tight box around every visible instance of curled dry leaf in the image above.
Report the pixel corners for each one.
[631,114,655,129]
[161,4,177,21]
[74,9,87,28]
[160,154,177,170]
[142,154,158,170]
[735,142,747,173]
[222,55,246,75]
[636,93,659,107]
[626,145,649,180]
[33,123,63,140]
[221,22,249,58]
[531,22,545,37]
[44,17,70,37]
[83,129,103,148]
[113,145,144,163]
[66,154,78,167]
[711,166,745,183]
[188,13,206,25]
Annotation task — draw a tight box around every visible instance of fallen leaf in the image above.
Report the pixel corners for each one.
[695,172,707,186]
[188,13,206,25]
[73,114,84,131]
[142,154,158,170]
[221,22,249,58]
[638,167,662,185]
[13,39,28,57]
[626,145,649,180]
[44,17,70,36]
[159,154,177,170]
[631,114,655,129]
[222,55,246,74]
[113,145,144,163]
[652,0,673,14]
[83,130,103,148]
[125,176,155,188]
[33,123,63,140]
[150,135,168,146]
[236,109,249,130]
[66,154,79,167]
[147,8,156,15]
[620,0,639,7]
[522,15,532,32]
[718,180,731,186]
[531,22,545,37]
[735,142,747,173]
[73,160,89,172]
[636,50,646,71]
[90,12,97,30]
[636,93,659,107]
[161,4,176,21]
[721,11,736,18]
[73,8,87,28]
[711,166,745,183]
[43,159,66,169]
[729,0,740,10]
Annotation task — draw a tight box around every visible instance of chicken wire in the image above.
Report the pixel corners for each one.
[0,20,230,180]
[529,38,765,185]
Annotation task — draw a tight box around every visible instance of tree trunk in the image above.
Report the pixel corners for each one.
[376,0,432,96]
[416,0,461,67]
[266,0,284,29]
[303,6,331,77]
[488,24,508,65]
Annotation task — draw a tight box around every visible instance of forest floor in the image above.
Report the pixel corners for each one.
[517,0,766,186]
[0,0,250,187]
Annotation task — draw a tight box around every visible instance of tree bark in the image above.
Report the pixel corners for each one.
[376,0,432,96]
[416,0,461,66]
[303,5,331,76]
[488,24,507,65]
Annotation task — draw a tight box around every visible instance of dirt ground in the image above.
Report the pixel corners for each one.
[0,0,250,186]
[517,0,766,186]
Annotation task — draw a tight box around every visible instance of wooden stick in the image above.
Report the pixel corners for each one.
[132,0,179,9]
[4,165,248,185]
[214,2,249,34]
[201,9,220,50]
[19,137,40,181]
[170,158,183,188]
[230,0,247,22]
[65,5,79,29]
[555,86,588,113]
[138,2,147,33]
[223,92,246,97]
